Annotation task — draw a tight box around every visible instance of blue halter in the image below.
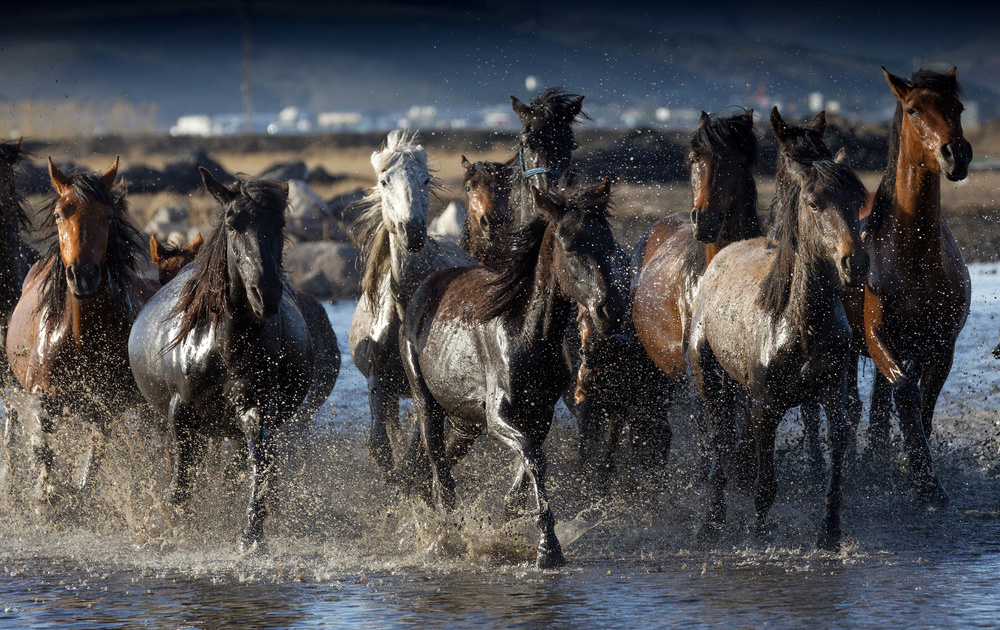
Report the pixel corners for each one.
[519,144,572,182]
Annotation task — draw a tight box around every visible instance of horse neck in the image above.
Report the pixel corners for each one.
[784,237,840,341]
[706,169,759,266]
[61,273,122,343]
[387,231,426,318]
[519,227,573,344]
[888,135,944,254]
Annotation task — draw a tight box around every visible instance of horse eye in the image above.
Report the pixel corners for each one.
[465,186,472,193]
[907,108,917,116]
[424,178,431,186]
[379,179,387,187]
[808,201,819,211]
[54,213,63,222]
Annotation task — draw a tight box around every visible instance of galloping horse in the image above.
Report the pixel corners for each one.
[689,155,868,550]
[459,156,510,268]
[399,179,626,568]
[349,130,472,473]
[0,140,36,383]
[6,157,153,505]
[150,232,340,426]
[129,170,313,551]
[848,67,972,506]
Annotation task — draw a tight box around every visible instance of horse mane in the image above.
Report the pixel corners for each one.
[353,129,441,307]
[0,141,30,231]
[36,170,146,324]
[167,176,287,349]
[526,87,591,125]
[865,67,964,241]
[481,182,610,321]
[757,159,867,320]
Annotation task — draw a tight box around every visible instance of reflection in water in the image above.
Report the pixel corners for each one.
[0,265,997,627]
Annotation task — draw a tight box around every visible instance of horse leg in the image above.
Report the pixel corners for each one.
[894,378,948,507]
[919,349,954,440]
[867,370,893,456]
[818,379,849,552]
[694,353,737,532]
[230,377,276,553]
[844,352,862,458]
[367,372,399,475]
[750,402,780,539]
[800,403,825,486]
[166,395,205,507]
[491,415,564,569]
[25,394,56,510]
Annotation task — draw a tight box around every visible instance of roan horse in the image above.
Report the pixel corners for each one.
[6,157,154,506]
[149,232,340,426]
[349,130,472,473]
[0,140,36,383]
[847,67,972,506]
[399,179,626,568]
[129,169,313,551]
[689,155,868,551]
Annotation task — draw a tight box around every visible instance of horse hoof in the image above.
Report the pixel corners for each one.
[239,537,269,557]
[536,547,566,569]
[917,482,949,510]
[816,529,841,552]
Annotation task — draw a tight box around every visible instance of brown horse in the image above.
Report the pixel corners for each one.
[150,231,340,427]
[847,67,972,506]
[459,156,511,269]
[690,155,868,550]
[149,233,203,286]
[5,157,154,505]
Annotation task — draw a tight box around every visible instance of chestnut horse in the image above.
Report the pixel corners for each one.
[5,157,153,505]
[690,155,868,551]
[0,140,36,384]
[129,170,313,551]
[847,67,972,506]
[459,156,511,269]
[150,233,340,426]
[399,180,626,568]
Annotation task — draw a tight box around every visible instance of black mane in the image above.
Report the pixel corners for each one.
[865,67,964,241]
[168,176,287,349]
[36,170,146,324]
[0,141,29,230]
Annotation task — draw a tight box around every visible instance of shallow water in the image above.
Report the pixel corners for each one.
[0,264,998,628]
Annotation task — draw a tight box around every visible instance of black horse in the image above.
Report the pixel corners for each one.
[0,140,36,383]
[399,179,625,568]
[128,169,313,552]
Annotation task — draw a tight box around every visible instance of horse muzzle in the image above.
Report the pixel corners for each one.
[588,296,626,337]
[401,218,427,252]
[940,139,972,182]
[65,261,102,298]
[247,284,282,319]
[691,207,722,243]
[840,251,870,288]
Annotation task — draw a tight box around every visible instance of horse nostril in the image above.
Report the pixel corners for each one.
[941,144,954,164]
[690,208,698,225]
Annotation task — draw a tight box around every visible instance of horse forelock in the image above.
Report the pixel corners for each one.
[529,87,590,124]
[691,110,758,168]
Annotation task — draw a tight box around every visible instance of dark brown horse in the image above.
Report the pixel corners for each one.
[399,179,625,568]
[0,140,36,384]
[459,156,511,269]
[690,155,869,550]
[150,232,340,427]
[847,67,972,506]
[5,157,154,505]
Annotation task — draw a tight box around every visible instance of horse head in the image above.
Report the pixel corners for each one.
[788,151,869,287]
[883,66,972,182]
[200,167,287,320]
[150,232,203,286]
[48,157,119,298]
[461,156,510,259]
[372,130,431,253]
[689,110,757,243]
[531,177,626,336]
[512,88,585,189]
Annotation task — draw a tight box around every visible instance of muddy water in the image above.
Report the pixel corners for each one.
[0,264,998,628]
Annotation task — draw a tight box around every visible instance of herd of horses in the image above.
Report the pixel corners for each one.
[0,65,986,568]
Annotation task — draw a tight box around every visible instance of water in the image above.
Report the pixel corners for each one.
[0,264,998,628]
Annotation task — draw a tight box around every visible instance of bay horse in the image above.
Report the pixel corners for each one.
[5,157,153,505]
[399,179,626,568]
[459,156,511,269]
[629,111,761,480]
[689,155,868,550]
[847,67,972,506]
[150,233,340,426]
[0,140,36,384]
[128,169,313,552]
[349,130,472,474]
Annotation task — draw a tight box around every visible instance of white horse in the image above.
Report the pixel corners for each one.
[349,130,472,473]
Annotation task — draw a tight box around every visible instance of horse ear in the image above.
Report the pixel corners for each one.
[530,185,560,221]
[461,155,472,170]
[834,147,851,167]
[947,66,957,80]
[698,111,710,129]
[566,95,585,119]
[101,155,119,190]
[511,95,532,122]
[48,157,70,194]
[592,176,612,201]
[742,108,754,128]
[770,107,789,142]
[882,66,911,102]
[199,166,236,205]
[189,232,204,254]
[149,234,161,265]
[280,181,289,197]
[813,111,827,135]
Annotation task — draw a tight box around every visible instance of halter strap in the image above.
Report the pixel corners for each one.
[519,144,571,182]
